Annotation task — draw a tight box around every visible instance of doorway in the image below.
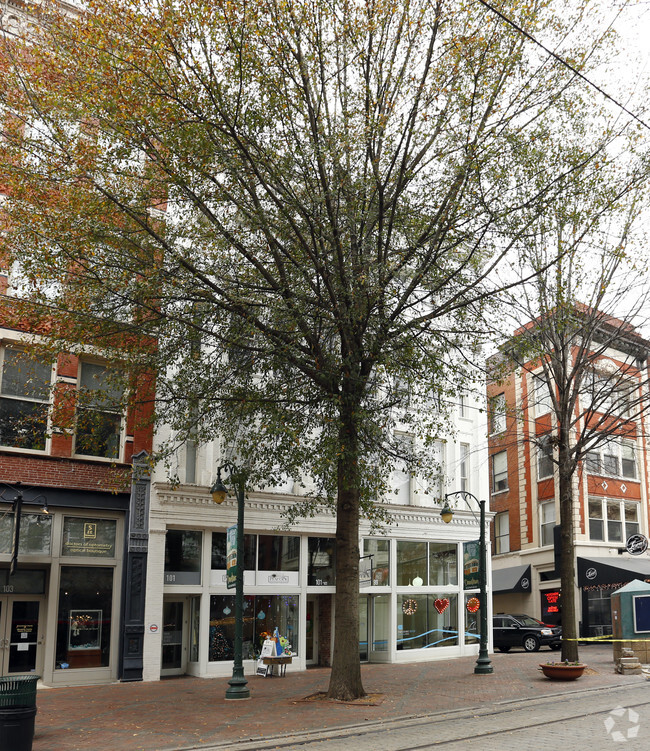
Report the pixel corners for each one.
[305,595,319,665]
[0,597,42,674]
[161,598,187,676]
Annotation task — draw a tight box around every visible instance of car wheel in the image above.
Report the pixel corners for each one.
[497,646,511,653]
[550,644,561,651]
[523,635,540,652]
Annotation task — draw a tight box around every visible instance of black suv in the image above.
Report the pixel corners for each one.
[493,613,562,652]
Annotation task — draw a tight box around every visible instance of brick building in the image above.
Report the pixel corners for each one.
[0,266,154,685]
[488,314,650,640]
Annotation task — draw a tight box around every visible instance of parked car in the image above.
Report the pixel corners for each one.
[492,613,562,652]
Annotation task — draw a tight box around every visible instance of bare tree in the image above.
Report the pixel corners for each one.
[494,235,650,662]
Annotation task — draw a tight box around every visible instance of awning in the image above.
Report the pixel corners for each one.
[492,564,531,594]
[577,556,650,588]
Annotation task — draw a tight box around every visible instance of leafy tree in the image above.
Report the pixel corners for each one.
[0,0,646,696]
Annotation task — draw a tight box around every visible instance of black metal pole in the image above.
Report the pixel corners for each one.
[225,473,250,699]
[474,499,493,674]
[9,489,23,577]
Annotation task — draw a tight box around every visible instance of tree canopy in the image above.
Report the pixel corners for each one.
[1,0,647,698]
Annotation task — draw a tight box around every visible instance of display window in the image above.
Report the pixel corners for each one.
[208,594,299,661]
[397,593,458,650]
[56,566,113,669]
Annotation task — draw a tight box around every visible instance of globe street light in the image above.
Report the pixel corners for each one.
[440,490,493,675]
[210,464,250,700]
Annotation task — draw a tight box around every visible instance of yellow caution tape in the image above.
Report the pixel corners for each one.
[561,636,650,642]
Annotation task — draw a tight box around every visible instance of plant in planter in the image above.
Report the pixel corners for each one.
[539,660,586,680]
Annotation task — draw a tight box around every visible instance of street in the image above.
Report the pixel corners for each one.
[197,681,650,751]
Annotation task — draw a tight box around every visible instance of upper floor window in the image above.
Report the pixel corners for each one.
[589,498,639,543]
[586,440,636,480]
[490,393,506,434]
[584,370,633,418]
[492,451,508,493]
[540,501,555,547]
[460,443,470,492]
[0,346,51,450]
[75,362,123,459]
[495,512,509,554]
[537,435,554,480]
[533,374,553,416]
[458,392,467,418]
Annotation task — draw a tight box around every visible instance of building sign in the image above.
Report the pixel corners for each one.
[626,534,649,556]
[62,518,116,558]
[226,525,237,590]
[463,541,480,590]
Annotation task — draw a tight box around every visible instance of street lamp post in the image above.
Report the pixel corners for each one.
[0,482,49,576]
[210,464,251,700]
[440,490,493,675]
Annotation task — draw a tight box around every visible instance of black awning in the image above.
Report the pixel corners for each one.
[492,564,531,594]
[577,556,650,588]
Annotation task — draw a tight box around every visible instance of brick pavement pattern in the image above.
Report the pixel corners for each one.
[31,646,644,751]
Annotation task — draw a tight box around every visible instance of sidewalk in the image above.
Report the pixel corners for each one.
[32,645,644,751]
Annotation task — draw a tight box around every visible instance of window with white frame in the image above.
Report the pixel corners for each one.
[584,370,632,418]
[533,374,553,415]
[537,435,554,480]
[540,501,555,546]
[460,443,470,492]
[589,498,639,543]
[458,392,467,418]
[75,362,123,459]
[586,439,636,479]
[392,434,413,504]
[495,512,510,554]
[490,393,506,434]
[0,346,51,450]
[492,451,508,493]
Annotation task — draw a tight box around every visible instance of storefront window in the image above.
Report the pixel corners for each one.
[429,543,457,586]
[258,535,300,571]
[397,594,458,650]
[165,530,202,585]
[62,518,116,558]
[211,532,256,571]
[363,539,390,586]
[464,594,480,644]
[208,594,299,661]
[396,541,427,586]
[56,566,113,669]
[372,595,390,651]
[0,513,51,555]
[308,537,335,585]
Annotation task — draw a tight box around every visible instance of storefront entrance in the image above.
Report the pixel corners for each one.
[0,597,42,674]
[161,598,187,676]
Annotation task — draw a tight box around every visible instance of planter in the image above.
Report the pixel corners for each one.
[539,663,586,681]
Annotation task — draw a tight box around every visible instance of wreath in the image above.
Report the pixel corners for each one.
[402,598,418,615]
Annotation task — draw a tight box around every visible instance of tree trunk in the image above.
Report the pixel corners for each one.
[558,436,579,662]
[327,408,366,700]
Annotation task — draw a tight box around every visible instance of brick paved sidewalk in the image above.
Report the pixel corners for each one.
[32,645,643,751]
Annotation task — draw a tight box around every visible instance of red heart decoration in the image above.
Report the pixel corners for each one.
[434,598,450,615]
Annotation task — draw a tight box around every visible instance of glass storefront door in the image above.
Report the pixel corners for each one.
[161,599,186,675]
[0,598,41,674]
[359,595,369,661]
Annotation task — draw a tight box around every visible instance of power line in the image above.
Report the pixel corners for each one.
[477,0,650,131]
